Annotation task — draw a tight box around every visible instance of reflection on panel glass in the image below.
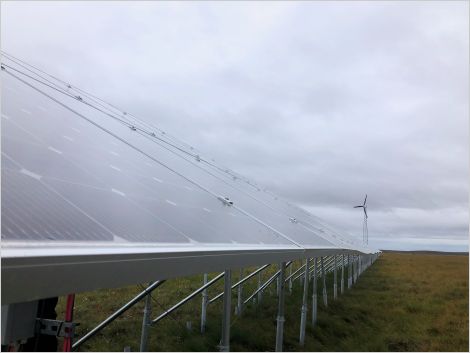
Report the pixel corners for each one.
[1,62,367,251]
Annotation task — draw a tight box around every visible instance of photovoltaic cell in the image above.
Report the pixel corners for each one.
[1,168,114,242]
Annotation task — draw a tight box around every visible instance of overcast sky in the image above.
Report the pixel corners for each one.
[2,1,468,251]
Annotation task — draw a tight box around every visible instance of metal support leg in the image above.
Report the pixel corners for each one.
[355,256,359,282]
[299,258,310,346]
[321,257,327,307]
[201,274,208,333]
[340,254,345,294]
[348,254,352,289]
[351,255,354,284]
[73,280,165,350]
[352,256,355,284]
[236,268,243,316]
[288,263,293,293]
[333,255,337,300]
[277,274,280,297]
[354,256,357,283]
[275,262,286,352]
[355,255,358,283]
[220,269,231,352]
[312,257,318,325]
[257,271,262,304]
[139,284,152,352]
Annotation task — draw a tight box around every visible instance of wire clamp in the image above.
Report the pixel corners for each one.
[195,155,201,162]
[218,196,233,206]
[1,65,5,71]
[36,318,79,338]
[150,132,156,137]
[130,126,137,131]
[289,217,298,224]
[76,95,83,101]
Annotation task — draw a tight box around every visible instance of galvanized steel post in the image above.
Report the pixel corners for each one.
[340,254,345,294]
[275,262,286,352]
[347,254,352,289]
[355,255,358,282]
[352,255,355,284]
[299,258,310,346]
[236,268,243,316]
[321,257,327,307]
[139,284,153,352]
[277,274,280,297]
[333,255,338,300]
[312,257,318,325]
[257,271,262,304]
[288,262,293,293]
[354,255,357,283]
[219,269,232,352]
[201,273,208,333]
[73,280,165,350]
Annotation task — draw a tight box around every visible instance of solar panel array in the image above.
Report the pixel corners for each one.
[1,54,375,303]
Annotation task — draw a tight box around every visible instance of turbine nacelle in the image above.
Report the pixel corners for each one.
[353,194,368,218]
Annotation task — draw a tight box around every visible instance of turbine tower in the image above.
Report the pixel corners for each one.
[354,194,368,245]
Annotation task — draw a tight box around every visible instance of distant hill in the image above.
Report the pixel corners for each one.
[381,249,468,256]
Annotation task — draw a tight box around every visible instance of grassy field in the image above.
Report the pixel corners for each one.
[59,252,469,351]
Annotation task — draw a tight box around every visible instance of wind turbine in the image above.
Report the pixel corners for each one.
[354,194,368,245]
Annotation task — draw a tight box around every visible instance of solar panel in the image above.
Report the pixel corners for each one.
[2,72,297,246]
[1,58,375,304]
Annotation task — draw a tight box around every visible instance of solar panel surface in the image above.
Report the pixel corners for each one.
[1,57,375,304]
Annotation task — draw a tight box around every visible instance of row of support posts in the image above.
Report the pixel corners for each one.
[135,253,379,352]
[298,253,375,349]
[59,253,381,351]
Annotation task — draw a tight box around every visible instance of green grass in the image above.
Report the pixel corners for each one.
[59,253,469,351]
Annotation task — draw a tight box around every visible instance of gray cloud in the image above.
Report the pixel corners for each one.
[1,1,468,251]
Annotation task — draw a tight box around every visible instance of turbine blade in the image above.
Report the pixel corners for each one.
[364,207,368,219]
[363,194,367,206]
[354,205,363,208]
